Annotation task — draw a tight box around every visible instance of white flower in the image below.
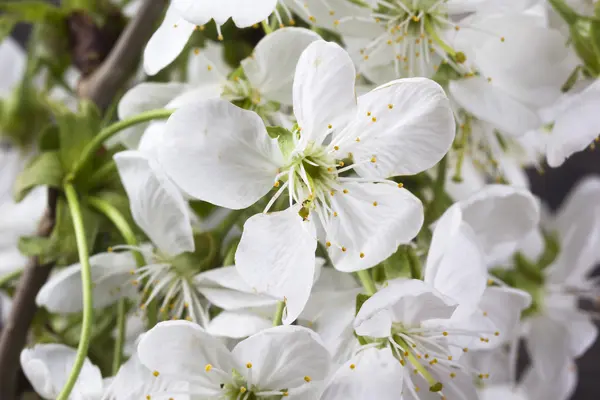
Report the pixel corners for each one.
[157,40,455,324]
[20,343,103,400]
[144,0,279,75]
[137,320,331,399]
[36,251,139,313]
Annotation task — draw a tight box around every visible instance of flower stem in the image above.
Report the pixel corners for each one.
[57,183,94,400]
[273,301,285,326]
[0,269,23,289]
[261,20,273,34]
[87,195,146,373]
[357,270,377,296]
[67,108,174,181]
[406,247,422,280]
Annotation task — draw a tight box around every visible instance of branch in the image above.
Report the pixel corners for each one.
[0,1,166,397]
[77,0,167,110]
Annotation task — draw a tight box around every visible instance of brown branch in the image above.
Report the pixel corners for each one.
[0,1,166,398]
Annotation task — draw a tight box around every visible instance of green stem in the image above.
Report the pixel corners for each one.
[0,269,23,289]
[357,270,377,296]
[273,301,285,326]
[406,247,422,280]
[424,17,455,56]
[88,161,117,189]
[68,108,174,180]
[452,116,471,183]
[425,156,447,224]
[57,184,94,400]
[112,299,127,374]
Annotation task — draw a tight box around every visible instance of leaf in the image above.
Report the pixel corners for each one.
[38,124,60,151]
[14,152,64,202]
[0,1,62,23]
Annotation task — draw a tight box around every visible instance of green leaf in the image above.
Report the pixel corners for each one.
[548,0,579,25]
[266,126,295,159]
[14,151,64,202]
[18,236,53,259]
[355,293,371,316]
[38,124,60,151]
[0,1,62,23]
[571,20,600,76]
[56,101,102,173]
[0,16,18,43]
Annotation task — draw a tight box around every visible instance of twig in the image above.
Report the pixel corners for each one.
[0,1,166,397]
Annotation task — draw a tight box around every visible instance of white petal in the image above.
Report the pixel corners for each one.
[425,205,487,318]
[173,0,278,27]
[232,325,330,389]
[526,315,573,380]
[158,98,282,209]
[36,252,138,313]
[112,82,189,149]
[236,208,317,324]
[195,266,278,310]
[459,185,540,258]
[325,182,423,272]
[20,343,102,400]
[547,80,600,167]
[137,320,237,392]
[143,6,195,75]
[449,77,540,136]
[242,28,321,105]
[547,307,598,358]
[283,0,372,32]
[354,279,456,338]
[0,37,26,96]
[521,363,578,400]
[321,347,403,400]
[114,151,194,256]
[337,78,455,177]
[293,40,357,146]
[554,176,600,235]
[187,41,231,86]
[206,311,272,339]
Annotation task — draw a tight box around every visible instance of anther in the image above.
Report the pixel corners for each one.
[326,241,332,247]
[442,331,448,336]
[153,371,159,377]
[205,364,213,372]
[274,181,280,187]
[341,247,347,252]
[494,331,499,336]
[462,348,468,352]
[370,156,377,163]
[333,212,338,217]
[343,189,349,194]
[328,124,333,129]
[304,376,312,382]
[350,364,356,370]
[373,201,378,206]
[334,146,339,151]
[359,252,365,258]
[397,183,404,188]
[388,104,393,109]
[371,117,377,122]
[246,362,253,368]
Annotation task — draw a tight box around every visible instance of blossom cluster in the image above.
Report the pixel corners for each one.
[1,0,600,400]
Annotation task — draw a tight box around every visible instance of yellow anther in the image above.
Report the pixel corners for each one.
[355,137,361,142]
[326,241,332,247]
[274,181,280,187]
[341,247,347,252]
[359,252,365,258]
[443,331,448,336]
[487,77,492,82]
[333,212,338,217]
[463,348,468,353]
[500,37,505,42]
[397,183,404,188]
[447,356,452,361]
[403,351,409,356]
[412,16,420,22]
[205,364,213,372]
[487,279,494,286]
[334,146,339,151]
[388,104,393,109]
[371,117,377,122]
[343,189,349,194]
[415,386,420,392]
[373,201,378,206]
[199,25,205,31]
[455,26,460,31]
[328,124,333,129]
[132,280,139,286]
[282,391,289,396]
[304,376,312,382]
[370,156,377,163]
[173,24,178,28]
[218,35,224,41]
[450,372,456,378]
[400,359,405,366]
[309,16,316,22]
[424,354,429,359]
[329,10,335,15]
[338,161,344,167]
[334,20,340,26]
[327,167,333,172]
[330,190,335,195]
[350,364,356,370]
[153,371,159,377]
[207,65,213,71]
[494,331,500,336]
[246,362,253,368]
[367,111,372,116]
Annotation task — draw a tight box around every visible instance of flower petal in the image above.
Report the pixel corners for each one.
[114,151,194,256]
[242,28,321,105]
[36,252,138,313]
[158,98,282,209]
[354,279,456,338]
[526,315,572,380]
[449,77,540,136]
[425,205,487,318]
[325,182,424,272]
[546,80,600,167]
[137,320,237,392]
[143,5,196,75]
[187,41,231,86]
[336,78,455,178]
[293,40,357,147]
[321,347,403,400]
[236,208,317,324]
[195,266,278,310]
[20,343,102,400]
[206,311,272,339]
[232,325,330,389]
[459,185,540,259]
[173,0,278,27]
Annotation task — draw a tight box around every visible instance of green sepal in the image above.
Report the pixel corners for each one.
[561,66,582,92]
[266,126,295,159]
[548,0,579,25]
[190,200,217,219]
[171,232,220,276]
[570,20,600,76]
[355,293,371,316]
[14,151,64,202]
[537,231,560,270]
[57,101,102,173]
[431,62,463,87]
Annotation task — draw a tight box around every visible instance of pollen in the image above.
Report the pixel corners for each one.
[371,117,377,122]
[442,331,448,336]
[350,364,356,370]
[373,201,378,206]
[334,146,339,151]
[326,241,332,247]
[304,376,312,382]
[246,362,253,368]
[388,104,393,109]
[343,189,349,194]
[355,137,361,142]
[153,371,159,377]
[370,156,377,163]
[328,124,333,129]
[205,364,213,372]
[360,252,365,258]
[341,247,347,252]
